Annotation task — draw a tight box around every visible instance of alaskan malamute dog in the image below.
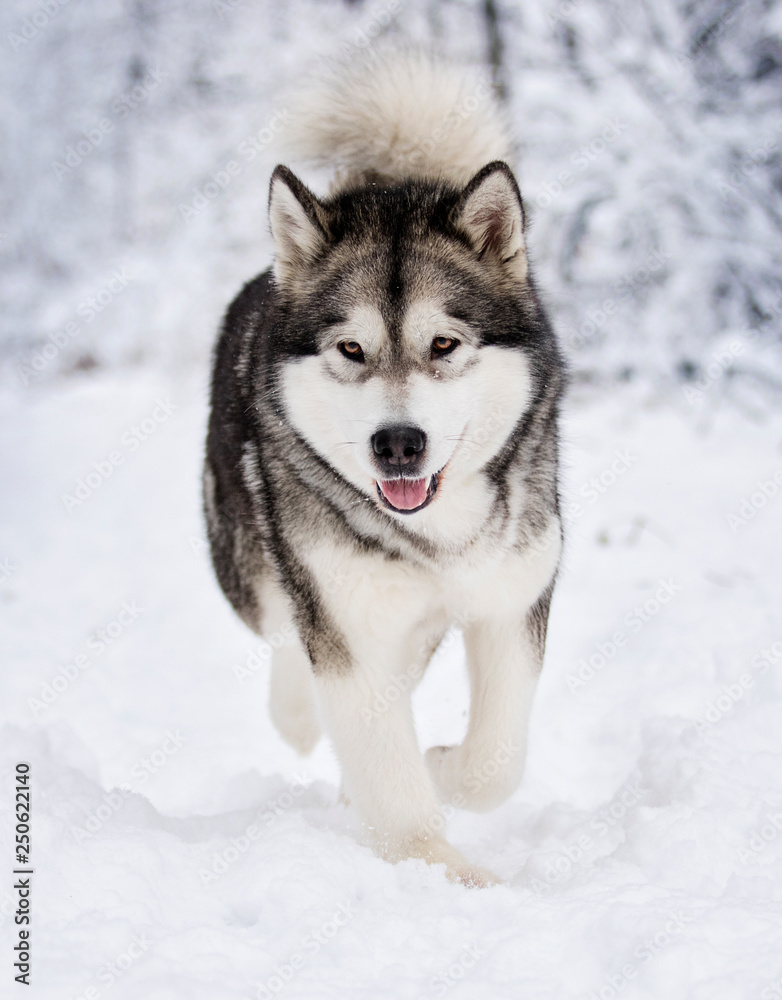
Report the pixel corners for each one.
[205,51,565,886]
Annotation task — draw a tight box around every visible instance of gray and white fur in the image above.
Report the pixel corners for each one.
[205,50,566,887]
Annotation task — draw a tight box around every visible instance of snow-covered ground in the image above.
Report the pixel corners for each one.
[1,370,780,999]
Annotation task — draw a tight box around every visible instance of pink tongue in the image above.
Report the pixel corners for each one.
[379,477,429,510]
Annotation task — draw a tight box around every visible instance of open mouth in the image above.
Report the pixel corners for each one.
[375,473,440,514]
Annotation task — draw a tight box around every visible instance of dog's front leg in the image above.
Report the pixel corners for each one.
[312,652,499,887]
[426,590,552,812]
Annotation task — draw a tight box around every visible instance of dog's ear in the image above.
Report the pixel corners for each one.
[452,162,527,281]
[269,165,331,287]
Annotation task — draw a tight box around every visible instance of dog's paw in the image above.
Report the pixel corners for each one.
[269,706,321,756]
[426,742,523,812]
[448,862,502,889]
[401,835,501,889]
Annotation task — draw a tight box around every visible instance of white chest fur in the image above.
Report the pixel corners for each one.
[305,513,561,650]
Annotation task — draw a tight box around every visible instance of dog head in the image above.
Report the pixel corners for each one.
[267,162,557,517]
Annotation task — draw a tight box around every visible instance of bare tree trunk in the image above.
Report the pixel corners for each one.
[484,0,508,102]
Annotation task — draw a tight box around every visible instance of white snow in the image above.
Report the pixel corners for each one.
[1,372,781,999]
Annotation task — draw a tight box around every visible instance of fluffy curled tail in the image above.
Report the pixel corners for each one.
[280,49,512,190]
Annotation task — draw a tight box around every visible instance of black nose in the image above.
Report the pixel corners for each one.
[371,425,427,470]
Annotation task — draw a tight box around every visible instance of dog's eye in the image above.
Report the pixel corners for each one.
[338,341,365,362]
[431,336,458,357]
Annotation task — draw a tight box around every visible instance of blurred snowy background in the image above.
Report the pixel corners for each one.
[2,2,782,999]
[2,0,782,393]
